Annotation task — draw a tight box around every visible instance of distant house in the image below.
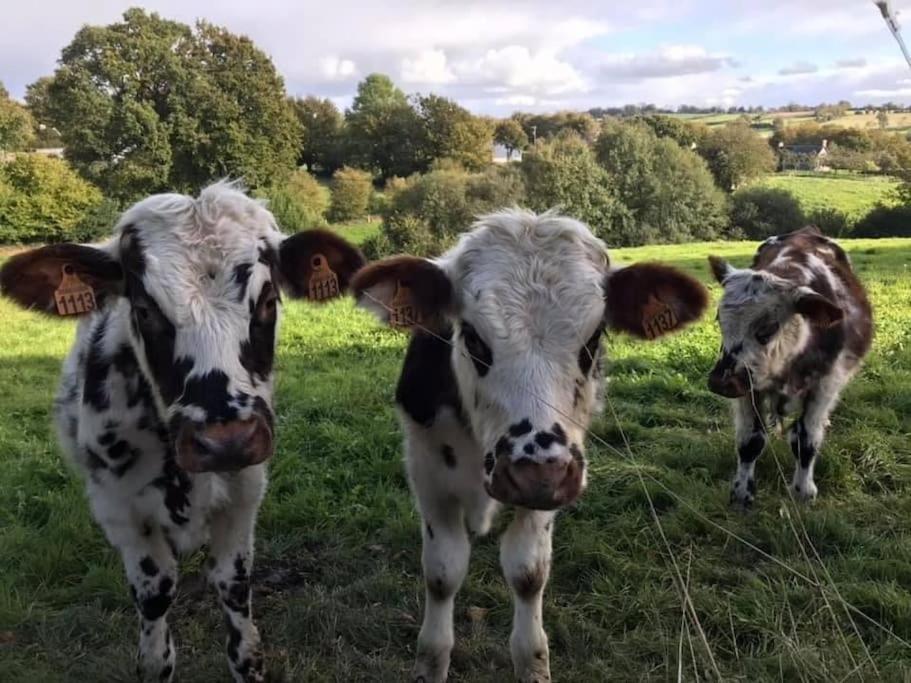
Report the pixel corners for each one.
[778,139,828,171]
[492,143,522,163]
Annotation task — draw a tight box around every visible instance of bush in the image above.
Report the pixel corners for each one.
[806,207,850,238]
[730,187,806,239]
[328,167,373,223]
[853,204,911,238]
[0,155,104,243]
[72,197,123,243]
[521,132,630,242]
[366,164,526,258]
[258,170,330,231]
[699,122,775,190]
[595,121,727,244]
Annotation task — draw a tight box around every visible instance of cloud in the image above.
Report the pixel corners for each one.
[598,45,734,81]
[835,58,868,69]
[401,50,455,85]
[778,61,819,76]
[455,46,588,96]
[318,56,357,82]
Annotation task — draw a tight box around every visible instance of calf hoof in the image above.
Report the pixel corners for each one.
[413,652,449,683]
[729,478,756,509]
[792,480,818,503]
[515,649,551,683]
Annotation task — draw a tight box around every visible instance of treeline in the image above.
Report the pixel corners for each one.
[0,8,909,252]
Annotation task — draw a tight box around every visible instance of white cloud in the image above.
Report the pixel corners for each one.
[778,61,819,76]
[318,56,357,81]
[598,45,734,81]
[455,46,588,96]
[836,58,868,69]
[401,50,455,85]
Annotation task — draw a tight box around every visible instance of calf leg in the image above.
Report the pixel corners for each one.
[730,397,766,508]
[413,500,471,683]
[119,526,178,683]
[790,381,844,502]
[501,509,555,683]
[208,501,264,683]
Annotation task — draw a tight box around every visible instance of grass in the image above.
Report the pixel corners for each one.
[329,220,381,246]
[1,238,910,681]
[752,173,900,220]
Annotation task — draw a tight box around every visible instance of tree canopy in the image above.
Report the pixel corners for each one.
[37,8,300,200]
[0,82,36,153]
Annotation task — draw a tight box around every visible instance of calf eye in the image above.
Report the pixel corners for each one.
[755,321,780,345]
[460,321,492,376]
[254,283,279,325]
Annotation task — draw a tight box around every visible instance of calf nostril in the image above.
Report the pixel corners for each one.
[192,433,214,456]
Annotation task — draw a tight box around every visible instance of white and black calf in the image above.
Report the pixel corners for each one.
[0,183,364,682]
[352,210,708,682]
[708,226,873,506]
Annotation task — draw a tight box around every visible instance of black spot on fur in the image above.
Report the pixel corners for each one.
[159,664,173,681]
[460,320,493,376]
[495,437,513,457]
[512,566,546,600]
[427,576,451,601]
[738,431,766,464]
[579,326,604,374]
[152,452,192,526]
[226,617,243,663]
[140,556,159,577]
[509,419,533,437]
[440,444,457,468]
[425,522,434,539]
[83,313,112,411]
[98,431,117,446]
[484,452,495,475]
[178,371,236,422]
[551,423,567,446]
[523,443,535,455]
[239,285,278,382]
[233,263,253,303]
[396,328,464,428]
[138,576,173,621]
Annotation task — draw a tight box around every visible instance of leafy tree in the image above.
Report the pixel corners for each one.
[345,74,425,179]
[595,121,727,244]
[328,166,373,222]
[513,111,600,144]
[291,96,345,175]
[494,119,528,160]
[635,114,707,149]
[699,122,775,191]
[730,187,805,239]
[0,155,103,243]
[0,82,35,152]
[257,169,330,231]
[36,8,300,201]
[417,95,493,171]
[521,131,630,242]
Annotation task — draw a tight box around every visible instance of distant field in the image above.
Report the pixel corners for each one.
[329,219,380,246]
[668,110,911,135]
[753,173,900,219]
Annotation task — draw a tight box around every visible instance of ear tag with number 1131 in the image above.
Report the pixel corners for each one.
[390,281,422,330]
[54,265,96,315]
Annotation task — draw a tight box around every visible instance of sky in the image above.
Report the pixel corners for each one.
[3,0,911,114]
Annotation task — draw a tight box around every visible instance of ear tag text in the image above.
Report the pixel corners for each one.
[307,253,340,301]
[390,281,422,330]
[642,294,677,339]
[55,265,97,315]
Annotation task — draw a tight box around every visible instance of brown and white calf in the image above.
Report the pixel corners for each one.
[0,183,363,682]
[707,226,872,506]
[352,209,707,682]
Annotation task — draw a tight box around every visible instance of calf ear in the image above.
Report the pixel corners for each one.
[278,229,366,300]
[351,256,454,331]
[0,244,123,316]
[793,288,843,328]
[605,262,708,339]
[708,255,734,284]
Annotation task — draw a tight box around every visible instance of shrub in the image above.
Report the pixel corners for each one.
[699,122,775,190]
[806,207,850,238]
[0,155,103,243]
[328,166,373,222]
[853,204,911,238]
[521,132,629,242]
[730,186,806,239]
[258,170,330,231]
[72,197,123,243]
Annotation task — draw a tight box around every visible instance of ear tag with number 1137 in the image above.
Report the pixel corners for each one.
[642,294,677,339]
[55,265,96,315]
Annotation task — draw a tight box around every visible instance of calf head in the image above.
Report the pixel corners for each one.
[354,210,707,510]
[707,256,843,398]
[1,182,364,472]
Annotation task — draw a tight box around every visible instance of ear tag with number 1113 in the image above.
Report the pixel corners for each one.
[308,253,340,301]
[54,265,96,315]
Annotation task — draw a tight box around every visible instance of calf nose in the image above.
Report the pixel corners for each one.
[487,454,585,510]
[708,356,748,398]
[176,416,273,472]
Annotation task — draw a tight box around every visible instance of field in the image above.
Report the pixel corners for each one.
[752,173,899,220]
[669,110,911,137]
[1,238,910,681]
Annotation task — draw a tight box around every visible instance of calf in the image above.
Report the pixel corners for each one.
[707,226,872,506]
[0,182,364,682]
[352,209,707,682]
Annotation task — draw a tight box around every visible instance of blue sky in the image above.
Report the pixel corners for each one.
[3,0,911,113]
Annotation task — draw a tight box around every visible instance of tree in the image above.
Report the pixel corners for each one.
[36,8,300,201]
[345,74,426,179]
[595,121,728,244]
[416,94,493,171]
[0,82,35,152]
[521,131,631,242]
[291,96,345,175]
[699,122,775,191]
[635,114,707,149]
[328,166,373,222]
[730,187,805,239]
[494,119,528,160]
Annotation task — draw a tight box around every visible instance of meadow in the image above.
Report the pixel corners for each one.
[753,173,899,221]
[0,237,909,681]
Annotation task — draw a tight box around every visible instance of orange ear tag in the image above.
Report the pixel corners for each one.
[54,265,97,316]
[307,253,340,301]
[642,294,678,339]
[390,281,422,330]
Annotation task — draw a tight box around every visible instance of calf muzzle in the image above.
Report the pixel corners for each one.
[708,355,749,398]
[487,455,585,510]
[175,415,273,472]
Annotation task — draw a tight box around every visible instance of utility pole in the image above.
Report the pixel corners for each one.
[875,1,911,69]
[531,125,537,146]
